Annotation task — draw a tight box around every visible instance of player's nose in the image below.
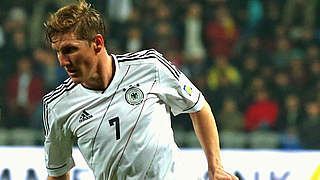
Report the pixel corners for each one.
[57,53,71,67]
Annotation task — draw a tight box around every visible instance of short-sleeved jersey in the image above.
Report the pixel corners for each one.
[42,49,205,180]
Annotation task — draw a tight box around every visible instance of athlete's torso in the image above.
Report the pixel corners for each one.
[43,49,204,180]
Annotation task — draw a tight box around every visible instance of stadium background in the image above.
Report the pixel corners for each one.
[0,0,320,179]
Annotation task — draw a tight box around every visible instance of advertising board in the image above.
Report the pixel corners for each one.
[0,147,319,180]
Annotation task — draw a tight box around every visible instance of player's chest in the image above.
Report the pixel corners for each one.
[65,80,157,138]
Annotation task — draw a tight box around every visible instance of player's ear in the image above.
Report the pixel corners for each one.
[93,34,104,53]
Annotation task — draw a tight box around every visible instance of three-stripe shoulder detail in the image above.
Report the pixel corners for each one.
[43,78,76,105]
[116,49,181,80]
[42,78,76,137]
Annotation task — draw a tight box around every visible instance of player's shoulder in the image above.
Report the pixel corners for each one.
[114,49,164,65]
[42,78,78,107]
[114,49,181,80]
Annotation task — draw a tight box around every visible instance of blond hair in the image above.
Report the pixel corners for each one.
[44,0,105,43]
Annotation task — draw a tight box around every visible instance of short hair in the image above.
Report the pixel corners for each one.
[44,0,105,44]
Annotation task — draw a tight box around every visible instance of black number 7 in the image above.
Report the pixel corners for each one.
[109,117,120,140]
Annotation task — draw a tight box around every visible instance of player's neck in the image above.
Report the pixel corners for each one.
[82,52,115,90]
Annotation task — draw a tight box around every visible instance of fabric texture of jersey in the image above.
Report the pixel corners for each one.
[42,49,205,180]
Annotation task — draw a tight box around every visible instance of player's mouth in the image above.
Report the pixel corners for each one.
[66,69,77,76]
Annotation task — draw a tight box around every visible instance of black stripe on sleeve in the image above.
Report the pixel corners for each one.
[46,163,67,170]
[183,93,201,112]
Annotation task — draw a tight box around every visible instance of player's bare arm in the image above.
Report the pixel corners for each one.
[48,172,69,180]
[190,101,239,180]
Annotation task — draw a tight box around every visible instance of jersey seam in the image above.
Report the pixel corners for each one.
[144,141,159,179]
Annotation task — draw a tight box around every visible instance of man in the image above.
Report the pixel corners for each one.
[42,1,238,180]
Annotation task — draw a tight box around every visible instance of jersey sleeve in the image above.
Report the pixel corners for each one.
[154,51,205,116]
[43,103,75,177]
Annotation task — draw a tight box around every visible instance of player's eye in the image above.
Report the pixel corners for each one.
[61,46,78,54]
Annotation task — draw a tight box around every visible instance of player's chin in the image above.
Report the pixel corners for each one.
[69,77,82,84]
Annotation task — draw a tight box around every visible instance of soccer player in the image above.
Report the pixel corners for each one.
[42,1,238,180]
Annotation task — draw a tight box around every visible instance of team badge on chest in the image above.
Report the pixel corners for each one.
[125,86,144,105]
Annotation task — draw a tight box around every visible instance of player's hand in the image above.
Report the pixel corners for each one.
[209,166,239,180]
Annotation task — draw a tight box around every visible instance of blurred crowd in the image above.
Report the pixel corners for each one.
[0,0,320,149]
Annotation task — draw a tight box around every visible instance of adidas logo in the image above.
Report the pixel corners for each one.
[79,110,93,122]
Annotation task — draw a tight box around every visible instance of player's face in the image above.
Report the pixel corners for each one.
[51,32,97,84]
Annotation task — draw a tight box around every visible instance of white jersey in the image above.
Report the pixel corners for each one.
[42,49,205,180]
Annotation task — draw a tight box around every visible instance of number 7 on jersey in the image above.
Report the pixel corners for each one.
[109,117,120,140]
